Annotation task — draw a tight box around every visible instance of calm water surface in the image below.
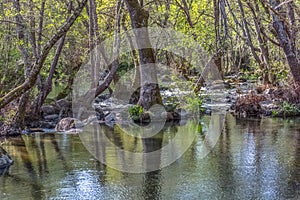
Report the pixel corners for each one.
[1,114,300,200]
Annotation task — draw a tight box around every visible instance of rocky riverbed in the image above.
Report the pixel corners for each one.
[23,76,300,133]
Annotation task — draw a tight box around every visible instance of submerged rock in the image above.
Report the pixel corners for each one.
[0,146,13,176]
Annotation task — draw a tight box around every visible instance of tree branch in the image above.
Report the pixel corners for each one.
[0,0,88,109]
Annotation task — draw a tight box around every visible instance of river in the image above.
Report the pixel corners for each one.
[1,114,300,199]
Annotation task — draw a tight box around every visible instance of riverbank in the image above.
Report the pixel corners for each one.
[1,76,300,134]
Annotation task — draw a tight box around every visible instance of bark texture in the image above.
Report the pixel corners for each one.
[125,0,162,110]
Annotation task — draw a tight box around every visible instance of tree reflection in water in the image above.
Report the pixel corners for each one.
[1,115,300,199]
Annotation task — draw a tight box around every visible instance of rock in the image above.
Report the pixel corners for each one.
[95,107,105,120]
[210,83,225,90]
[56,99,71,109]
[204,109,212,115]
[95,94,111,103]
[40,121,57,129]
[259,100,279,116]
[55,118,84,132]
[56,99,72,118]
[41,105,59,116]
[105,113,116,123]
[161,111,181,122]
[0,147,13,176]
[24,118,40,128]
[164,103,177,112]
[231,92,267,117]
[178,108,188,118]
[172,111,180,120]
[22,128,45,134]
[104,113,117,127]
[83,116,98,125]
[179,118,188,126]
[165,112,174,121]
[44,114,59,120]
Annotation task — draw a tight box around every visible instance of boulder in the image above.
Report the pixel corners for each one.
[55,117,84,132]
[41,105,59,116]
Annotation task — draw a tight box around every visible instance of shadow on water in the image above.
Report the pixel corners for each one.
[141,131,163,200]
[0,133,81,199]
[1,115,300,199]
[1,136,44,199]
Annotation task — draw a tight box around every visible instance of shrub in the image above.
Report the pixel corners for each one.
[272,101,299,117]
[128,105,144,121]
[184,96,203,114]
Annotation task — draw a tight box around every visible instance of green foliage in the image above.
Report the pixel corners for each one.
[163,94,179,112]
[0,0,298,124]
[117,60,135,77]
[184,96,203,114]
[128,105,144,121]
[272,101,299,117]
[0,110,17,124]
[240,70,260,81]
[271,109,279,117]
[164,102,178,112]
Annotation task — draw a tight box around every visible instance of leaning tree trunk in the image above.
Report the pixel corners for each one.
[269,0,300,84]
[34,2,72,114]
[124,0,162,110]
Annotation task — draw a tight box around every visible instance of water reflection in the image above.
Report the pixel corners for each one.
[141,132,163,200]
[79,118,202,173]
[142,170,162,200]
[1,115,300,199]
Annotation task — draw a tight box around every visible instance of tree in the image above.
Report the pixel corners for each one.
[263,0,300,84]
[0,0,87,135]
[124,0,162,110]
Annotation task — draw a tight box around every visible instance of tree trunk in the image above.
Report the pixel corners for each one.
[13,0,32,130]
[122,15,140,89]
[34,1,72,113]
[247,0,272,83]
[124,0,162,110]
[94,0,123,98]
[34,34,67,114]
[269,0,300,83]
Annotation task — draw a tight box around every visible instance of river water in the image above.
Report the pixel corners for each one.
[1,114,300,199]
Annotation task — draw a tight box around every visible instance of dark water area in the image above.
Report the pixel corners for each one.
[1,115,300,199]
